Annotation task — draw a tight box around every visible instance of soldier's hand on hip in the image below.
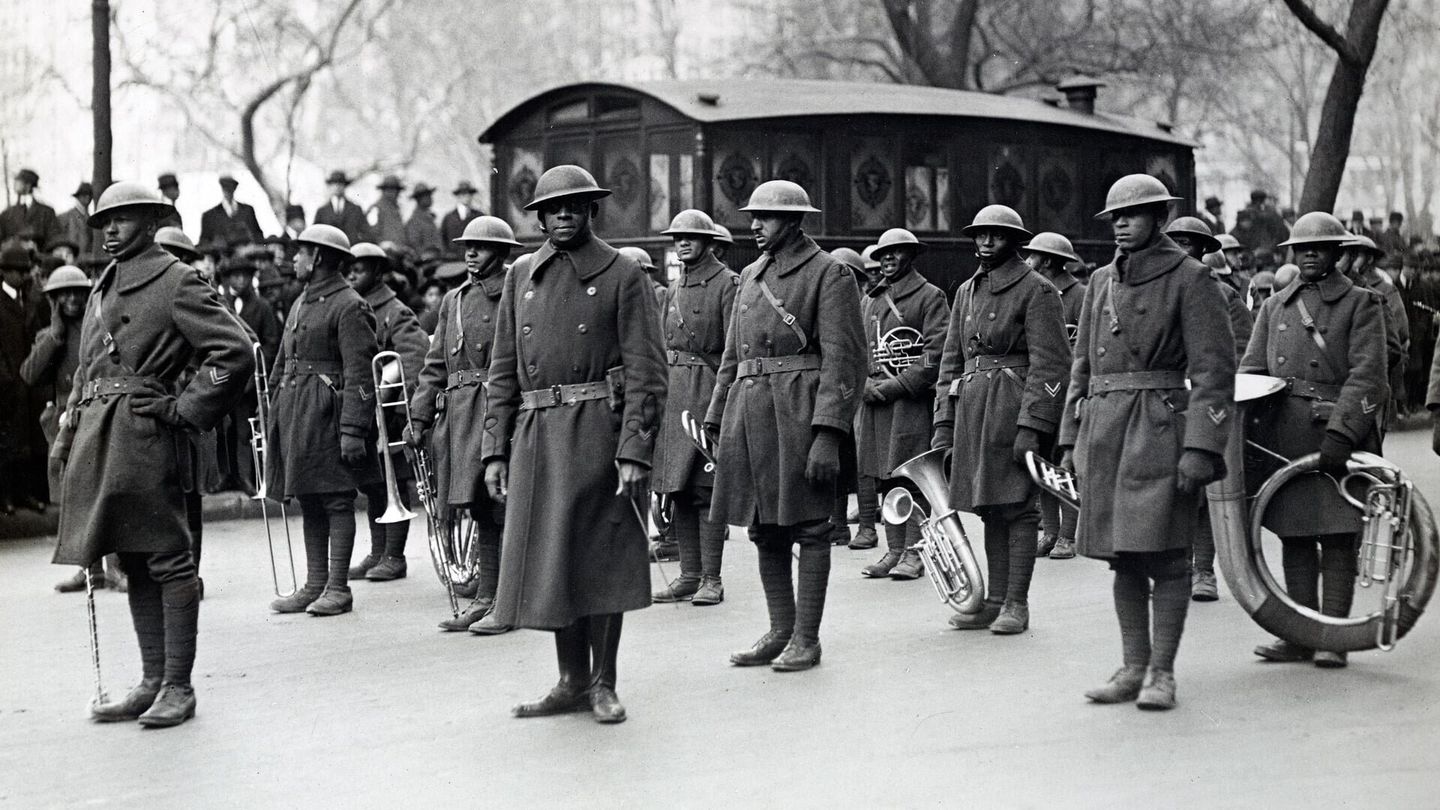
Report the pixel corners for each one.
[129,383,189,428]
[339,432,367,464]
[402,420,430,449]
[484,460,508,504]
[1012,426,1043,464]
[616,461,649,499]
[1175,448,1224,494]
[806,429,841,485]
[1057,448,1076,473]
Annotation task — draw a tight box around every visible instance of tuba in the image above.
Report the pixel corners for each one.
[1209,373,1439,652]
[248,342,298,597]
[880,448,986,614]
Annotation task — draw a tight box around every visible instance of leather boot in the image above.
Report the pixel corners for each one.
[1085,665,1147,704]
[136,683,197,728]
[451,578,480,599]
[365,556,407,581]
[270,584,324,614]
[514,623,591,718]
[1190,570,1219,602]
[653,576,701,602]
[888,549,924,580]
[730,630,791,666]
[347,554,381,579]
[770,637,822,672]
[1049,537,1076,559]
[848,524,879,550]
[862,551,902,578]
[105,558,128,593]
[305,587,353,616]
[468,604,514,635]
[1314,650,1348,669]
[588,614,626,724]
[1136,668,1177,711]
[90,677,162,722]
[826,522,852,546]
[438,597,493,631]
[1036,533,1058,557]
[948,600,1001,630]
[989,600,1029,635]
[1253,638,1313,662]
[691,576,724,606]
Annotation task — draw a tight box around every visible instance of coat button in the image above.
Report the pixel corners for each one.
[692,307,700,314]
[988,313,996,320]
[747,379,756,387]
[527,364,537,373]
[482,315,490,322]
[742,343,750,351]
[587,286,597,296]
[1310,359,1320,368]
[522,325,532,335]
[577,324,587,333]
[1277,356,1286,365]
[1277,323,1287,331]
[524,290,535,300]
[1097,347,1106,356]
[740,304,749,313]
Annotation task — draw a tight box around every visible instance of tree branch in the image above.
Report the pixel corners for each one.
[1280,0,1361,64]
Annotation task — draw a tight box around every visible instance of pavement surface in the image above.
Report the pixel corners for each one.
[2,427,1438,809]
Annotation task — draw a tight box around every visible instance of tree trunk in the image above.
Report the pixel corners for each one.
[91,0,112,194]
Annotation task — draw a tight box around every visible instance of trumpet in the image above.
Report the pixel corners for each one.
[248,342,297,597]
[880,448,986,615]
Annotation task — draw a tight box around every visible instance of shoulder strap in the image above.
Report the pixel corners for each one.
[757,277,808,352]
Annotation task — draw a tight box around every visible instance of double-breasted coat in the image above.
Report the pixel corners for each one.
[412,272,503,506]
[53,246,253,565]
[856,268,948,478]
[482,235,667,629]
[1239,270,1387,537]
[267,272,380,498]
[705,234,866,527]
[1058,237,1235,558]
[934,255,1070,509]
[651,254,738,494]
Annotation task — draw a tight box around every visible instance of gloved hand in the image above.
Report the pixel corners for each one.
[1175,449,1225,494]
[1058,448,1076,473]
[616,460,650,499]
[402,420,430,449]
[129,383,189,429]
[1318,431,1353,477]
[805,429,842,485]
[47,456,65,488]
[484,460,509,504]
[339,432,367,465]
[863,379,887,404]
[1012,426,1043,464]
[703,421,721,450]
[931,424,954,452]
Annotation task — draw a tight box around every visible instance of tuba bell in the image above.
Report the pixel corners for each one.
[248,342,298,597]
[880,448,986,614]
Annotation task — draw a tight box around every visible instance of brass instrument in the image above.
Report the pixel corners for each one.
[873,323,926,380]
[371,351,418,525]
[248,342,297,598]
[1210,374,1438,653]
[880,448,986,615]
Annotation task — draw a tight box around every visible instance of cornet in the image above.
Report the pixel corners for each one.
[248,342,298,597]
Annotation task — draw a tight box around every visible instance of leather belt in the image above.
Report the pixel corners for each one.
[284,359,344,376]
[666,350,710,367]
[735,354,822,379]
[1088,370,1187,395]
[1284,378,1342,402]
[963,353,1029,373]
[79,375,159,405]
[446,368,487,389]
[520,381,609,410]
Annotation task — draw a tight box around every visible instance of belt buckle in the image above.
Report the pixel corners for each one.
[666,349,679,365]
[551,384,565,406]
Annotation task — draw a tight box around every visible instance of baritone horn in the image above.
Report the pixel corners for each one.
[873,323,926,380]
[880,448,986,614]
[247,342,297,598]
[371,351,418,525]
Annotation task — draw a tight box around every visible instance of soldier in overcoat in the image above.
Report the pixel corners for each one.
[481,165,666,724]
[855,228,948,580]
[705,180,866,673]
[343,243,430,583]
[1021,232,1086,561]
[932,206,1069,635]
[650,209,738,606]
[407,216,521,634]
[266,224,379,618]
[1243,212,1388,669]
[1340,234,1408,431]
[51,182,253,727]
[1058,175,1235,710]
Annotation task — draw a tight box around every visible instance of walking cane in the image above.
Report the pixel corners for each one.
[83,567,107,708]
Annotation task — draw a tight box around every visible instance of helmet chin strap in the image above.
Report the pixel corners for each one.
[111,226,157,261]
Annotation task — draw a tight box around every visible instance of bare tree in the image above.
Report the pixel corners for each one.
[91,0,112,194]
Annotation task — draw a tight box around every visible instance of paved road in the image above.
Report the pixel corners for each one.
[2,427,1437,809]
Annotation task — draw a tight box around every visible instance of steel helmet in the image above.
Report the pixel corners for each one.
[872,227,925,256]
[1249,269,1277,289]
[962,204,1032,239]
[1216,233,1242,251]
[453,215,522,247]
[350,242,388,261]
[661,209,717,238]
[509,253,533,275]
[1278,212,1352,247]
[294,223,354,257]
[830,247,864,272]
[711,224,735,246]
[1274,263,1299,290]
[1164,216,1220,253]
[620,245,656,270]
[88,181,172,228]
[739,179,821,214]
[1202,251,1230,272]
[860,244,882,270]
[1023,231,1080,263]
[154,226,201,260]
[42,265,92,293]
[1095,174,1180,219]
[524,165,611,211]
[1344,233,1383,255]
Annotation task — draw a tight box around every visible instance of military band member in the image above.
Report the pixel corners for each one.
[52,182,253,727]
[706,180,866,672]
[830,246,880,552]
[650,209,738,605]
[933,206,1069,634]
[266,224,380,617]
[1340,233,1408,431]
[711,223,735,265]
[1059,175,1235,710]
[342,243,429,582]
[856,228,948,579]
[482,165,666,723]
[1021,232,1085,560]
[1244,212,1388,669]
[407,216,521,634]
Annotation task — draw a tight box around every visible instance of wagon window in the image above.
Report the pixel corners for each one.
[596,95,641,120]
[904,142,949,233]
[547,99,589,124]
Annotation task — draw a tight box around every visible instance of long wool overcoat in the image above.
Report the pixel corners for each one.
[651,254,738,494]
[411,271,504,506]
[934,255,1070,510]
[1058,237,1235,558]
[856,268,948,478]
[705,234,866,527]
[267,272,380,498]
[54,245,253,565]
[482,235,667,629]
[365,282,429,483]
[1239,270,1387,537]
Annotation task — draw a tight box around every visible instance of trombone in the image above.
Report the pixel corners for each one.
[248,342,298,597]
